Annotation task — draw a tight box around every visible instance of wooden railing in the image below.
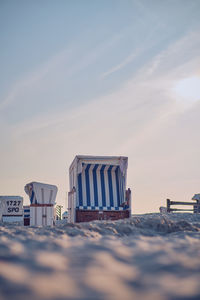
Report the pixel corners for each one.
[166,199,200,213]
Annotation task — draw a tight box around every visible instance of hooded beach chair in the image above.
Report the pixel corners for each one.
[68,155,131,223]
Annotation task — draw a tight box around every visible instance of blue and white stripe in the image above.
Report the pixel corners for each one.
[23,206,30,218]
[77,164,127,210]
[78,206,127,211]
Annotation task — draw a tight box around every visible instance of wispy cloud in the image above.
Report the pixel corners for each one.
[141,31,200,80]
[0,47,74,111]
[100,15,169,80]
[101,49,141,78]
[12,30,200,139]
[0,32,124,113]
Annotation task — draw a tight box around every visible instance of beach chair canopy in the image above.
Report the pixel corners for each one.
[24,182,58,205]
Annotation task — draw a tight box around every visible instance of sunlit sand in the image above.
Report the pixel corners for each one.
[0,213,200,300]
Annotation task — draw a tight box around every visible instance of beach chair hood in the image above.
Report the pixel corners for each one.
[24,182,58,205]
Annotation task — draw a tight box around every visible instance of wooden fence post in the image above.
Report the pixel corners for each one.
[167,199,171,213]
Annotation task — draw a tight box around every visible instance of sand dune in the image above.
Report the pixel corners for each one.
[0,213,200,300]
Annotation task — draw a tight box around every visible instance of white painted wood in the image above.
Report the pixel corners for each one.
[30,206,54,226]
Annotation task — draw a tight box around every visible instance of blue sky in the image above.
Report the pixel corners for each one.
[0,0,200,212]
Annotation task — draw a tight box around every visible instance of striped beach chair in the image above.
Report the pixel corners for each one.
[68,156,131,223]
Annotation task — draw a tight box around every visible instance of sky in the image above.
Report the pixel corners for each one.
[0,0,200,213]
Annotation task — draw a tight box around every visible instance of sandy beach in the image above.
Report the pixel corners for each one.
[0,213,200,300]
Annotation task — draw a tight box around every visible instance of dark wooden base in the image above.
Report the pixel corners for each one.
[24,218,30,226]
[76,210,130,223]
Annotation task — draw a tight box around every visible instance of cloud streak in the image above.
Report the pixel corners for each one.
[0,31,124,113]
[101,49,141,78]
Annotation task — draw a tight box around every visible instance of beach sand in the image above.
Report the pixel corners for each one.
[0,213,200,300]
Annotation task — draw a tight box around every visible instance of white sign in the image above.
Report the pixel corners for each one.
[0,196,23,216]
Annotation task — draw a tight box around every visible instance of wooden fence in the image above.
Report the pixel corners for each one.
[166,199,200,213]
